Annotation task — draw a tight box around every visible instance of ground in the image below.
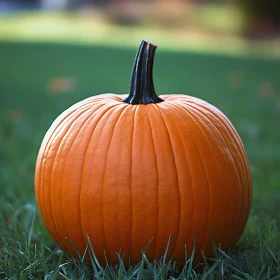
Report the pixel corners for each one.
[0,12,280,279]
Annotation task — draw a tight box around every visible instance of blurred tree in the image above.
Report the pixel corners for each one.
[41,0,68,10]
[92,0,127,5]
[0,0,39,10]
[41,0,89,9]
[237,0,279,38]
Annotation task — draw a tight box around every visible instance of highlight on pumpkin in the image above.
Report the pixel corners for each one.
[34,40,252,267]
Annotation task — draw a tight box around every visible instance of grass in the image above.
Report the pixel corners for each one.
[0,11,280,59]
[0,41,280,279]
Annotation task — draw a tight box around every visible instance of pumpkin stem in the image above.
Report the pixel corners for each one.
[122,40,164,105]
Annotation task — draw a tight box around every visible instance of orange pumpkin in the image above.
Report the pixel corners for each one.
[35,40,252,266]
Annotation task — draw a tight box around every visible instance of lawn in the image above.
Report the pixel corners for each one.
[0,41,280,279]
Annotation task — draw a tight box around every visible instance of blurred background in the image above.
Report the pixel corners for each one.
[0,0,280,246]
[0,0,280,52]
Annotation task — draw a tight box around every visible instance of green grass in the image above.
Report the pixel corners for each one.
[0,41,280,279]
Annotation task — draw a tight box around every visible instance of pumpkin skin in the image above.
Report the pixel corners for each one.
[35,41,252,266]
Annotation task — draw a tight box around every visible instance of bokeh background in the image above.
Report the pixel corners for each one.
[1,0,280,251]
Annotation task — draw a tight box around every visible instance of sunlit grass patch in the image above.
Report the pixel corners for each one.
[0,11,279,58]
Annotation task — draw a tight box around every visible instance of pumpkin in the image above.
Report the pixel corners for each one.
[35,40,252,266]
